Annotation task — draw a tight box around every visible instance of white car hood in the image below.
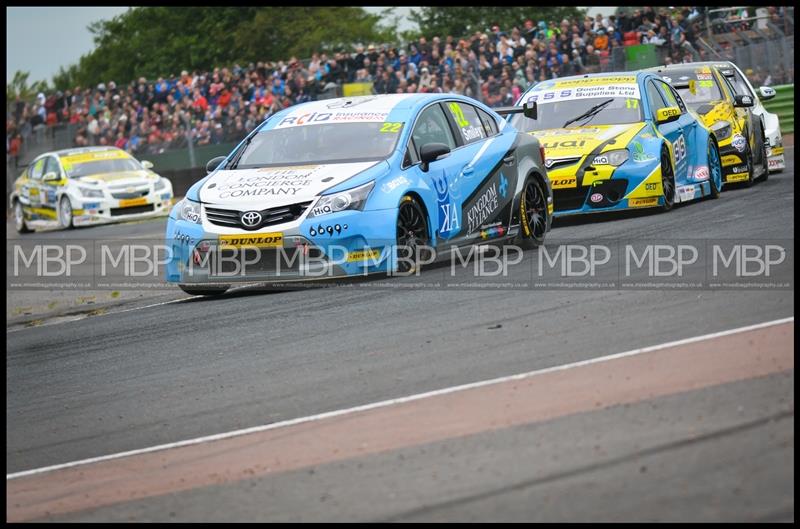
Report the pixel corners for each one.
[77,170,155,187]
[198,162,378,207]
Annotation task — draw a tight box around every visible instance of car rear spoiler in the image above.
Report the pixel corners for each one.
[494,102,538,120]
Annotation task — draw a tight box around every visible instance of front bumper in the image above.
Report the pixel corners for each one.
[165,207,399,284]
[72,191,175,227]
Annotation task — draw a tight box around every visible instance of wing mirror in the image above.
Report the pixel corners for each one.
[206,155,227,174]
[419,143,451,172]
[43,171,60,183]
[655,107,681,124]
[140,160,154,170]
[757,86,776,101]
[733,94,754,108]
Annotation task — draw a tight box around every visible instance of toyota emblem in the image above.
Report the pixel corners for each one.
[241,210,262,227]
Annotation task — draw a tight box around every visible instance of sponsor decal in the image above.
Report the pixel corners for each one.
[645,182,659,191]
[214,165,320,198]
[465,181,499,234]
[219,232,284,249]
[694,166,710,180]
[721,154,742,166]
[309,223,347,237]
[629,197,659,208]
[768,158,784,169]
[60,150,130,164]
[696,72,712,80]
[590,193,603,203]
[726,172,749,182]
[480,226,506,240]
[676,185,696,202]
[381,175,411,194]
[173,230,194,245]
[346,248,380,262]
[730,165,749,174]
[527,83,640,104]
[551,177,577,188]
[434,175,460,238]
[498,174,508,198]
[731,134,747,152]
[277,111,389,127]
[119,197,148,208]
[630,141,656,162]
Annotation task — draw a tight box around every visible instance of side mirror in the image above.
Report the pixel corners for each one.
[655,107,681,124]
[206,155,227,174]
[43,171,60,183]
[733,94,754,108]
[757,86,776,101]
[523,101,538,120]
[140,160,154,170]
[419,143,451,172]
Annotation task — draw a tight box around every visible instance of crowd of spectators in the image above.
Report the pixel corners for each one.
[6,6,793,164]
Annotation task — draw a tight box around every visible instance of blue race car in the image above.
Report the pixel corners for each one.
[510,72,724,217]
[165,94,551,295]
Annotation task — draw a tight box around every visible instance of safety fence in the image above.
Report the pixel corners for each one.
[761,84,794,135]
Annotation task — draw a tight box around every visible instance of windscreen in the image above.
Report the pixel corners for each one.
[512,95,643,132]
[232,122,403,168]
[61,155,143,178]
[662,68,723,105]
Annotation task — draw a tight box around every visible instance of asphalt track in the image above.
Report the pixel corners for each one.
[6,150,795,521]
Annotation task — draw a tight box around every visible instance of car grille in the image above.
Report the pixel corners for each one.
[110,204,154,216]
[111,189,150,199]
[553,187,589,212]
[545,156,582,170]
[205,202,313,230]
[211,247,325,276]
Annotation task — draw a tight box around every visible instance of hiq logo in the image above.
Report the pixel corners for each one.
[434,174,460,239]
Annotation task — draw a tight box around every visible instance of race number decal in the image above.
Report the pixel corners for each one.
[672,135,687,163]
[380,122,402,133]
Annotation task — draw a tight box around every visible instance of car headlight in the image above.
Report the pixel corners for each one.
[308,181,375,218]
[154,178,168,191]
[79,186,104,198]
[177,198,202,224]
[711,120,732,140]
[592,149,629,167]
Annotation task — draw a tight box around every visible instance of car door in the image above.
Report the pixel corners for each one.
[647,79,689,181]
[407,103,464,244]
[26,156,47,209]
[39,155,64,212]
[442,100,518,241]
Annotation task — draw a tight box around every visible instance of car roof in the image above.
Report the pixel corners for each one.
[265,92,492,127]
[647,61,735,73]
[51,146,127,158]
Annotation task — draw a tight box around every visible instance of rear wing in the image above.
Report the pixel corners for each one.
[494,102,538,120]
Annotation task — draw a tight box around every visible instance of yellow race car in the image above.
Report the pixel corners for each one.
[10,146,174,233]
[648,64,769,187]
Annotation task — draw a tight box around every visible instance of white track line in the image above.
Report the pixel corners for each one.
[7,315,794,480]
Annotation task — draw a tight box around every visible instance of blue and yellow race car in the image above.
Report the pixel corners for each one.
[512,72,724,217]
[165,94,551,295]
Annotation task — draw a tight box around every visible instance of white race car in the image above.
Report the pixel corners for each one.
[704,61,785,172]
[11,146,174,233]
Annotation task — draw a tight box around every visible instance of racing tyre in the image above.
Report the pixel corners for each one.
[396,195,431,274]
[756,130,769,182]
[742,139,755,188]
[514,175,548,249]
[660,148,676,212]
[707,138,721,199]
[58,195,75,229]
[178,284,229,296]
[14,201,32,234]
